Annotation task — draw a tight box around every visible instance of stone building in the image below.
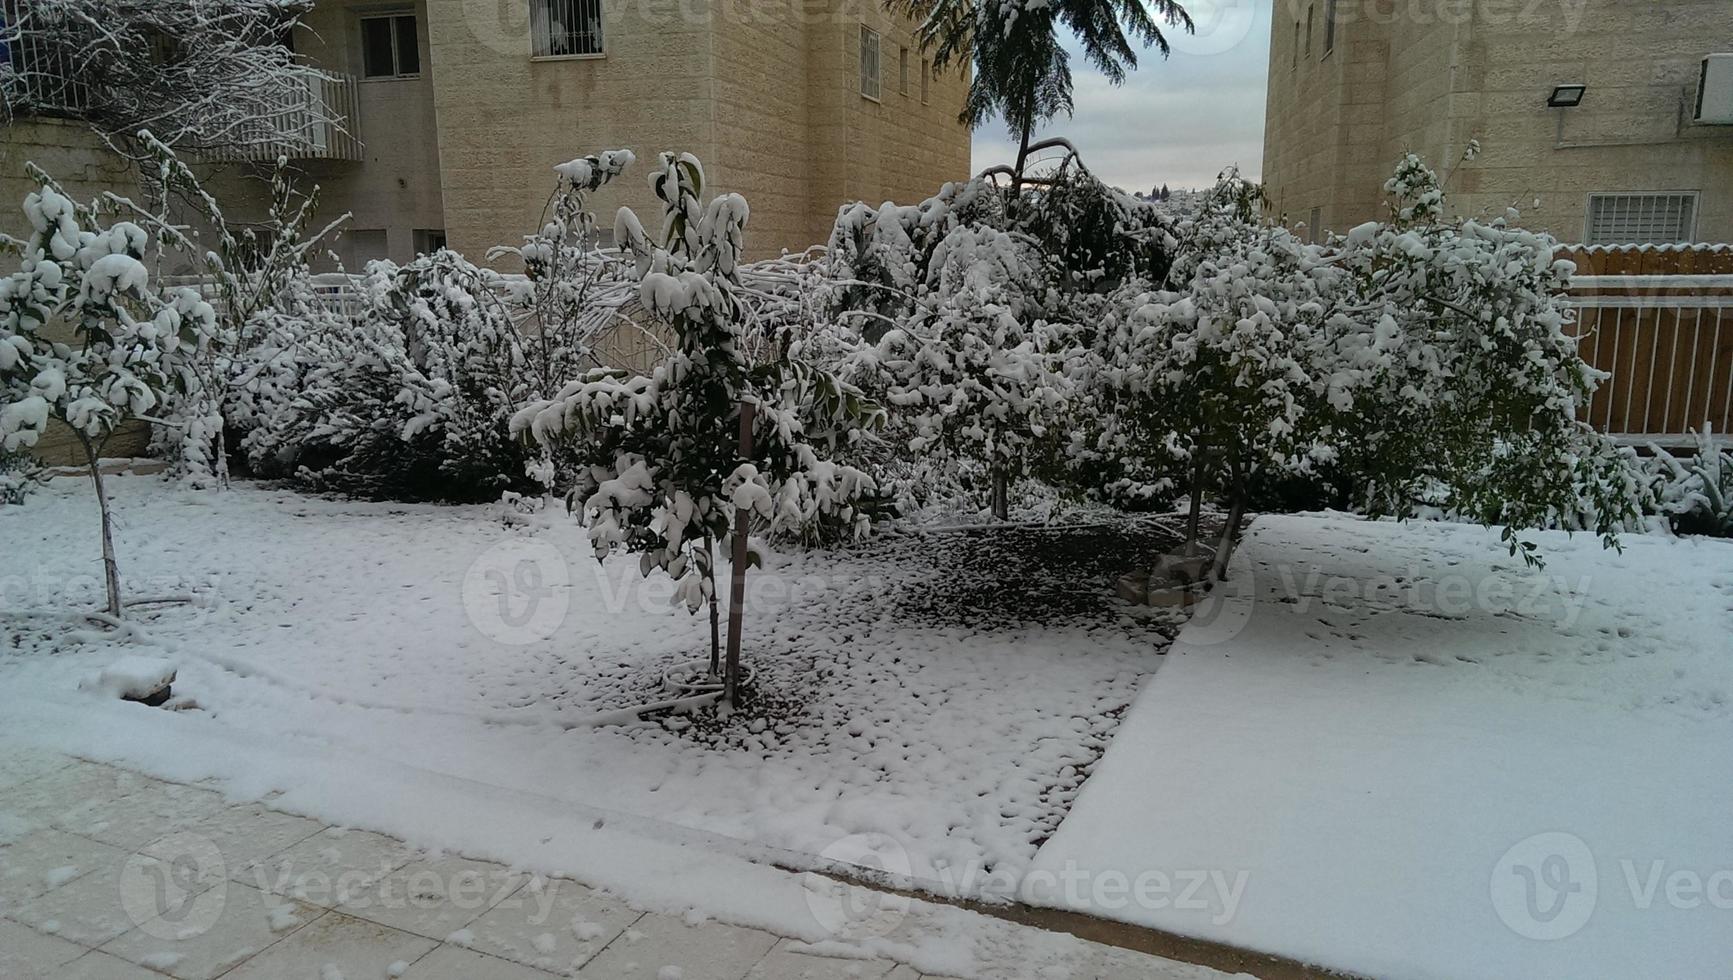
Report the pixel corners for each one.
[1259,0,1733,245]
[1,0,973,265]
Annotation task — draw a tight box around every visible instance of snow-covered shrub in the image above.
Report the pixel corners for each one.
[846,224,1075,519]
[1648,426,1733,538]
[823,157,1170,519]
[0,174,210,615]
[490,149,635,398]
[118,136,348,488]
[0,446,43,503]
[1327,155,1646,560]
[230,251,548,502]
[1090,154,1646,573]
[515,151,883,698]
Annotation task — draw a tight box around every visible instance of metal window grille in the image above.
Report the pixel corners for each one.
[0,0,92,115]
[859,26,880,100]
[1586,193,1698,245]
[531,0,604,57]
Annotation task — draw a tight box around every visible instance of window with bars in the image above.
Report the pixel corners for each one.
[1585,193,1698,245]
[361,13,420,78]
[531,0,604,58]
[860,26,880,100]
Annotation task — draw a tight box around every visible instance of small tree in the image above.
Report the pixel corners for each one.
[0,177,209,617]
[515,152,882,705]
[848,224,1073,520]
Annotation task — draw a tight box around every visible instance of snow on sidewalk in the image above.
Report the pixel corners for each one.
[1027,514,1733,979]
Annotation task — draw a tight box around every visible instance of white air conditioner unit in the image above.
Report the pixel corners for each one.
[1696,54,1733,124]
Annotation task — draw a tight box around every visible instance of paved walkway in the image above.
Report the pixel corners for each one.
[0,746,1223,980]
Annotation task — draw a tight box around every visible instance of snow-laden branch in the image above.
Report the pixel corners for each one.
[0,0,343,158]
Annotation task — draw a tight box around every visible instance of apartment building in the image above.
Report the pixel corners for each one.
[1261,0,1733,245]
[1,0,972,265]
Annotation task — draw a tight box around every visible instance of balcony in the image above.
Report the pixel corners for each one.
[200,73,365,164]
[0,0,362,163]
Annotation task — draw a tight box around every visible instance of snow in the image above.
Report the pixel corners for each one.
[78,655,177,700]
[43,865,79,889]
[1030,514,1733,979]
[0,476,1183,976]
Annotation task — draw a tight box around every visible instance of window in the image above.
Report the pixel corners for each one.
[899,46,910,95]
[921,58,930,104]
[1585,193,1698,245]
[414,229,448,255]
[1291,21,1300,69]
[1304,5,1313,57]
[860,26,880,101]
[360,14,419,78]
[1323,0,1337,54]
[530,0,604,58]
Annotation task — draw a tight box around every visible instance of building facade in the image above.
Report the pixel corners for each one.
[292,0,970,265]
[1260,0,1733,245]
[1,0,972,266]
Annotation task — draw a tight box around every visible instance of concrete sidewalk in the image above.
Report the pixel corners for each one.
[0,746,1226,980]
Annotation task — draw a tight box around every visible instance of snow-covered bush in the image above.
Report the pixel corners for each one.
[1090,154,1646,574]
[117,136,348,487]
[231,250,549,502]
[1648,426,1733,538]
[0,446,43,504]
[516,151,882,701]
[0,175,210,615]
[1327,155,1646,560]
[824,154,1170,519]
[847,224,1074,519]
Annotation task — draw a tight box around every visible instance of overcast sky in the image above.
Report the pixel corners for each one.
[968,0,1272,194]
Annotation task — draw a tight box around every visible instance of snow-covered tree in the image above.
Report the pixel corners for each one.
[515,151,882,704]
[110,134,347,487]
[0,0,341,160]
[848,223,1073,519]
[1326,154,1645,559]
[899,0,1192,190]
[0,175,210,616]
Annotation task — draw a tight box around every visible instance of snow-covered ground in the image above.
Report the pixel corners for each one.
[0,478,1180,909]
[1030,515,1733,979]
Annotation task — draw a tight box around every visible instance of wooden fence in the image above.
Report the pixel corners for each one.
[1562,246,1733,444]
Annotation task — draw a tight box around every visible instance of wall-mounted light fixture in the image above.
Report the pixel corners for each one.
[1547,84,1587,108]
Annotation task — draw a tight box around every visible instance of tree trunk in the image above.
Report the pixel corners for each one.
[704,535,720,677]
[1184,457,1204,552]
[1210,464,1248,583]
[1011,114,1035,200]
[79,433,122,619]
[723,401,756,708]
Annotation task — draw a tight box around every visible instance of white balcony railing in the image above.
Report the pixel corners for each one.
[200,73,364,164]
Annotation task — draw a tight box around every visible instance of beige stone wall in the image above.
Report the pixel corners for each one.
[1262,0,1733,244]
[293,1,447,267]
